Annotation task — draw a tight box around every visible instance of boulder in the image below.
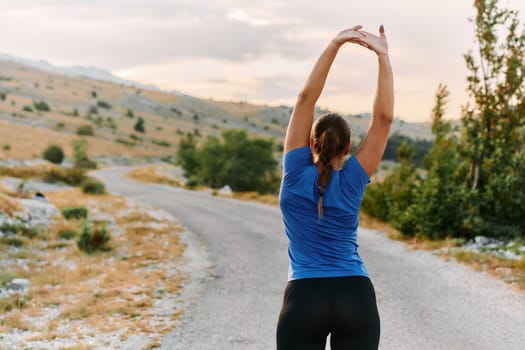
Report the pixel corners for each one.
[218,185,233,196]
[6,278,31,291]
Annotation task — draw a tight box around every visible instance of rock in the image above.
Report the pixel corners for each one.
[502,250,520,260]
[474,236,490,245]
[6,278,31,291]
[19,198,60,223]
[218,185,233,196]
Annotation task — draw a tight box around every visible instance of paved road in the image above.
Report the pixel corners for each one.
[94,168,525,350]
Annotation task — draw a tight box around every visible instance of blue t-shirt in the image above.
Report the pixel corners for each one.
[279,146,370,281]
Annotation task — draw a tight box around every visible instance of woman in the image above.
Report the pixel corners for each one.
[277,25,393,349]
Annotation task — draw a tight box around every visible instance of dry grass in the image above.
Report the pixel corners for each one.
[0,312,29,332]
[127,165,181,187]
[228,191,279,206]
[358,213,525,292]
[0,186,187,344]
[452,250,525,291]
[0,192,24,215]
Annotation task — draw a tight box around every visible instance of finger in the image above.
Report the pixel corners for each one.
[379,24,385,37]
[351,25,363,31]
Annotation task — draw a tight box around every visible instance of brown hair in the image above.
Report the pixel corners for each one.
[311,113,351,220]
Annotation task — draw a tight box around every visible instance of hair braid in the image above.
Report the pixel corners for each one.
[312,113,351,221]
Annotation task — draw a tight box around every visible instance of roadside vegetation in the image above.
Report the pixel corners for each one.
[361,0,525,289]
[0,186,186,347]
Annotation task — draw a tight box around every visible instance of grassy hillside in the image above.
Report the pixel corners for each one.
[0,59,432,162]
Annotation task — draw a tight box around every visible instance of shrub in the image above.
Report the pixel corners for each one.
[22,105,33,112]
[0,236,24,247]
[91,90,97,98]
[0,92,6,100]
[134,117,145,133]
[126,109,134,118]
[33,100,50,112]
[87,105,98,115]
[43,144,65,164]
[0,224,41,238]
[73,139,97,169]
[96,100,111,109]
[76,124,94,136]
[77,222,111,254]
[43,167,86,185]
[58,229,78,240]
[61,206,88,220]
[3,144,10,151]
[81,177,106,194]
[151,138,171,147]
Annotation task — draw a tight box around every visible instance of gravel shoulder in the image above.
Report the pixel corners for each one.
[94,167,525,350]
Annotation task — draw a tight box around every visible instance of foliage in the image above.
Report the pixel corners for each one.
[73,139,97,169]
[362,1,525,240]
[177,129,280,193]
[43,144,65,164]
[58,229,78,240]
[62,206,88,220]
[22,105,33,112]
[77,222,111,254]
[76,124,94,136]
[126,108,134,118]
[42,167,86,186]
[177,133,200,177]
[81,177,106,194]
[460,0,525,237]
[97,100,112,109]
[382,134,433,165]
[134,117,145,133]
[33,100,50,112]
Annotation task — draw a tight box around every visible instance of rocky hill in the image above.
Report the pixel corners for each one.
[0,57,433,163]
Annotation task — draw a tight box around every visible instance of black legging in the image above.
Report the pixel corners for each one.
[276,276,380,350]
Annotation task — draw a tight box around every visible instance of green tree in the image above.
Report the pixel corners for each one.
[177,129,279,193]
[177,133,200,177]
[461,0,525,237]
[409,85,469,239]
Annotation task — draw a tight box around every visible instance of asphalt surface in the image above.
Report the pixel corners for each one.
[93,168,525,350]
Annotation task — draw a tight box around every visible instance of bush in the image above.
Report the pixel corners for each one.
[33,100,50,112]
[58,229,78,240]
[43,167,86,185]
[87,105,98,115]
[0,236,24,247]
[77,222,111,254]
[134,117,145,133]
[76,124,94,136]
[22,105,33,112]
[96,100,111,109]
[126,109,134,118]
[81,177,106,194]
[73,139,97,169]
[43,144,65,164]
[61,206,88,220]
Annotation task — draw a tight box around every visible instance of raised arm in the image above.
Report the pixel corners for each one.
[355,25,394,176]
[284,26,364,154]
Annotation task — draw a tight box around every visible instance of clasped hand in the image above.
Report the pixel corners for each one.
[332,25,388,56]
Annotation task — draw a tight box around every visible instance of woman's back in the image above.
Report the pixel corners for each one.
[280,146,370,280]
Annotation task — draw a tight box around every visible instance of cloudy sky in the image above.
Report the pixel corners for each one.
[1,0,524,122]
